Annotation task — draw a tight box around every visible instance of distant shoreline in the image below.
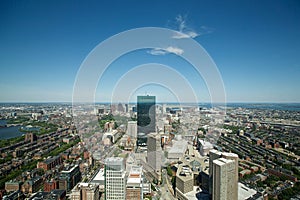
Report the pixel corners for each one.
[0,101,299,104]
[0,102,299,112]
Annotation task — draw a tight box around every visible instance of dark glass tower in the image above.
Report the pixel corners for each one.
[137,95,156,135]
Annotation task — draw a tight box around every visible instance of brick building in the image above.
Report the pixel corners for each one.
[37,156,62,171]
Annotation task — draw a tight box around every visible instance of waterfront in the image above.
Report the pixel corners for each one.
[0,120,23,139]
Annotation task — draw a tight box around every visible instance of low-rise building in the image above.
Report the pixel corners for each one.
[126,166,143,200]
[21,176,43,194]
[70,183,99,200]
[142,178,151,195]
[37,156,62,171]
[239,169,252,178]
[5,180,22,192]
[90,168,105,192]
[29,190,66,200]
[59,165,81,192]
[44,179,59,192]
[2,190,25,200]
[168,140,188,160]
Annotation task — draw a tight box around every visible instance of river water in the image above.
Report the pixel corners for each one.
[0,120,23,140]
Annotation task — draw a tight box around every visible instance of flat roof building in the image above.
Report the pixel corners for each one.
[105,157,126,200]
[59,165,81,192]
[176,165,194,200]
[91,168,105,192]
[168,140,188,160]
[126,166,143,200]
[70,183,99,200]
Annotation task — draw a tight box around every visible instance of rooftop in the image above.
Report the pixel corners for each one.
[105,157,123,164]
[238,182,258,200]
[169,140,188,154]
[129,165,143,175]
[213,157,234,166]
[61,165,78,173]
[199,139,213,149]
[92,168,105,182]
[176,165,193,181]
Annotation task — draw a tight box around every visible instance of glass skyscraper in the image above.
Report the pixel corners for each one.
[137,95,156,134]
[137,95,156,146]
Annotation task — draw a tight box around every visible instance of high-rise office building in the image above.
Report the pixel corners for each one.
[118,103,124,113]
[175,165,194,200]
[127,121,137,138]
[209,150,238,200]
[137,95,156,135]
[209,150,222,195]
[147,132,161,180]
[105,157,126,200]
[212,158,238,200]
[222,152,239,184]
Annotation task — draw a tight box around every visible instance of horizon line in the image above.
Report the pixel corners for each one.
[0,101,299,104]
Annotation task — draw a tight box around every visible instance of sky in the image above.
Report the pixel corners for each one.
[0,0,299,103]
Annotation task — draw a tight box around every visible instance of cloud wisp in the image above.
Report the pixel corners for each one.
[147,15,213,56]
[172,14,214,39]
[147,46,184,56]
[172,14,199,39]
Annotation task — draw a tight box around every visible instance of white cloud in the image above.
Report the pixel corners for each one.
[148,48,168,55]
[171,14,214,39]
[147,15,213,56]
[172,31,199,39]
[148,46,184,56]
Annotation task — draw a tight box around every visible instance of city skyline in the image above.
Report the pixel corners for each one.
[1,0,300,103]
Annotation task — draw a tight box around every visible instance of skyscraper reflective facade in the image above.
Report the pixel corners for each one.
[137,95,156,135]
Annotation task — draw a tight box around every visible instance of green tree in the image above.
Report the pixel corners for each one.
[167,166,173,176]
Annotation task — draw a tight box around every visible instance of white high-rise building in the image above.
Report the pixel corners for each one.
[147,132,161,180]
[127,121,137,138]
[209,150,222,195]
[209,150,238,200]
[105,157,126,200]
[222,152,239,184]
[212,158,238,200]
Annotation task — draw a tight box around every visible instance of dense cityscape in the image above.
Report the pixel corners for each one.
[1,1,299,200]
[0,99,299,199]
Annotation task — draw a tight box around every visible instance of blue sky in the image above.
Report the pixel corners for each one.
[0,0,299,103]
